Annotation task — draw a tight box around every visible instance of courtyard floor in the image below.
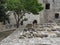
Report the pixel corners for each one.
[0,30,15,41]
[0,24,60,45]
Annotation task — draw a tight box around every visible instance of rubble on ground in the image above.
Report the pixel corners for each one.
[1,23,60,45]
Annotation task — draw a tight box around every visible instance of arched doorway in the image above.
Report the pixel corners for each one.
[33,20,37,25]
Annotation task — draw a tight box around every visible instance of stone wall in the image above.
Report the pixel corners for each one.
[0,24,16,32]
[42,0,60,23]
[5,0,60,26]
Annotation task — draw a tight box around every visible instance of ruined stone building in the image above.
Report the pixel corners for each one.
[41,0,60,23]
[24,0,60,25]
[6,0,60,26]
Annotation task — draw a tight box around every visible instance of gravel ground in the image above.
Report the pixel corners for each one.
[0,28,60,45]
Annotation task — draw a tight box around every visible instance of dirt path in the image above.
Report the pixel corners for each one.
[0,30,15,41]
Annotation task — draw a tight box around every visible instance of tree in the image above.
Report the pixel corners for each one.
[0,0,10,25]
[7,0,43,28]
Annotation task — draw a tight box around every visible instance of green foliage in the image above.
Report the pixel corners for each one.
[22,0,43,14]
[7,0,43,27]
[7,0,21,12]
[7,0,43,14]
[0,0,6,4]
[0,0,9,24]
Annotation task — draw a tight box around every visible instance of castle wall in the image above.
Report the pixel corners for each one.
[42,0,60,23]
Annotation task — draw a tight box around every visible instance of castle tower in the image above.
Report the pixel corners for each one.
[42,0,49,23]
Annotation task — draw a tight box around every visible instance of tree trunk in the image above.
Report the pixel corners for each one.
[16,22,19,28]
[16,19,20,28]
[16,13,20,28]
[14,11,25,28]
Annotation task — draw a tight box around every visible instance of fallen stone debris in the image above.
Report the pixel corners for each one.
[0,23,60,45]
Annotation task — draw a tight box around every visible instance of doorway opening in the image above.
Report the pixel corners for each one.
[33,20,37,25]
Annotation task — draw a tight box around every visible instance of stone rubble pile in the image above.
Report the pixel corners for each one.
[19,28,60,39]
[19,28,48,39]
[1,23,60,45]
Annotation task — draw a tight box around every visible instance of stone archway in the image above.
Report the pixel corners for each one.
[33,20,37,25]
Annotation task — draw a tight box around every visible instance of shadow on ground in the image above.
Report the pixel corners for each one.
[0,29,15,41]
